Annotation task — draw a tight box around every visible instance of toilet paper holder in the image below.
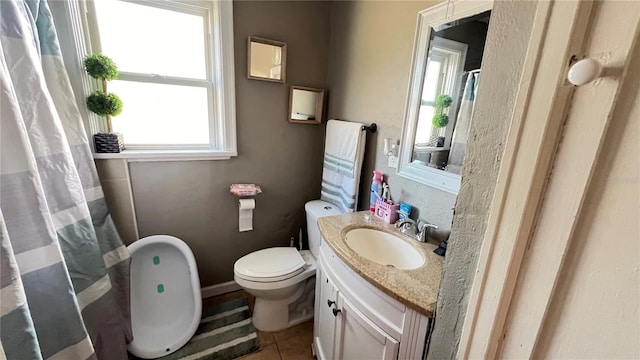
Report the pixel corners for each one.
[238,198,256,232]
[231,184,261,232]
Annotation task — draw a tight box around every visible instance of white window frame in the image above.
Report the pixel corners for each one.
[55,0,236,161]
[416,40,464,146]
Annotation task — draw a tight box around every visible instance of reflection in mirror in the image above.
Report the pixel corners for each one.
[248,36,286,82]
[415,11,490,174]
[398,3,492,194]
[289,86,324,124]
[414,36,467,172]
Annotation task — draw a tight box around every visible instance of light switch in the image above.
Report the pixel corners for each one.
[388,155,398,168]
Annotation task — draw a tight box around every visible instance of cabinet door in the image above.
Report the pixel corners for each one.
[335,293,400,360]
[313,261,339,360]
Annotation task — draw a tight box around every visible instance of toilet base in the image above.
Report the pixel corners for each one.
[251,276,316,332]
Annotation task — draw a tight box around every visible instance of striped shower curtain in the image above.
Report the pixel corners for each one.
[0,0,131,359]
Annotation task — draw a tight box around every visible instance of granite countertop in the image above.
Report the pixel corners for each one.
[317,211,444,316]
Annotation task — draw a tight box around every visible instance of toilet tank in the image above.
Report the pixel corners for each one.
[305,200,343,258]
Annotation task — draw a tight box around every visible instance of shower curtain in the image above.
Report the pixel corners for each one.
[447,71,480,174]
[0,1,132,359]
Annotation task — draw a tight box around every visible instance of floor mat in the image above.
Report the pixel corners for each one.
[131,297,260,360]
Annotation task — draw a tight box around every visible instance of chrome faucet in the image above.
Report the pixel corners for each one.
[394,217,416,229]
[395,218,438,242]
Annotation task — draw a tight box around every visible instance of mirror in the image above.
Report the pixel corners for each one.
[398,1,492,194]
[248,36,286,82]
[289,86,324,124]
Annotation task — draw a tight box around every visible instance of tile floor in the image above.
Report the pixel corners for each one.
[203,290,315,360]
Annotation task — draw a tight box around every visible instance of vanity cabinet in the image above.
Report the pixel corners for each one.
[335,293,400,359]
[313,242,431,360]
[314,264,339,360]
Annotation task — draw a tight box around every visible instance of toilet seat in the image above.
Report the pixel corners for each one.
[234,247,306,283]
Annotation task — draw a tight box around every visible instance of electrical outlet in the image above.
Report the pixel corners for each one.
[387,155,398,168]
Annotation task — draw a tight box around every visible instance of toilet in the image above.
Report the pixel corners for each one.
[234,200,342,332]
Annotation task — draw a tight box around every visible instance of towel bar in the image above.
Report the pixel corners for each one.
[361,123,377,133]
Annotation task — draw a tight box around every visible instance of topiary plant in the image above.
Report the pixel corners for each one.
[84,54,118,81]
[87,90,123,117]
[432,94,452,128]
[84,54,122,132]
[432,113,449,128]
[435,94,452,108]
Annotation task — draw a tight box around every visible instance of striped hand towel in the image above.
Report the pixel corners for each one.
[320,120,367,212]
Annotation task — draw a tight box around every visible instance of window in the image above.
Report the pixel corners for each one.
[415,55,445,144]
[62,0,236,159]
[414,37,466,147]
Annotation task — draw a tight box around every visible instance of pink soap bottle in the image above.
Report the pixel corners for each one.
[370,170,383,212]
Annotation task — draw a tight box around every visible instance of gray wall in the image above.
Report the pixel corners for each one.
[99,1,332,287]
[95,159,139,244]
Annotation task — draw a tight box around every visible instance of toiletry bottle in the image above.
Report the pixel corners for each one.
[382,183,390,203]
[399,203,412,220]
[370,170,383,212]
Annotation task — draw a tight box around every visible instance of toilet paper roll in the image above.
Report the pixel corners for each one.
[239,198,255,232]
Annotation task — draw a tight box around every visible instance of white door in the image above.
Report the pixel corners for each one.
[458,1,640,358]
[313,260,339,360]
[334,293,399,360]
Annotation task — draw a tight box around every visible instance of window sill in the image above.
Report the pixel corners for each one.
[93,149,237,162]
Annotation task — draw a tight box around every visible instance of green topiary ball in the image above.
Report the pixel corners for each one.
[84,54,119,81]
[435,94,453,108]
[87,90,123,117]
[432,113,449,128]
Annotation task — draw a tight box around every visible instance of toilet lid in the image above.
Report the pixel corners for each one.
[234,247,306,281]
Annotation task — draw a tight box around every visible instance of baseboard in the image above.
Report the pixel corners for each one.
[201,281,242,299]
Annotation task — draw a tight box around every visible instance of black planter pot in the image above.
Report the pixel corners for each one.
[429,149,450,170]
[94,133,125,153]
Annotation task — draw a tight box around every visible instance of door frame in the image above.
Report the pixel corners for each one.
[456,0,596,358]
[458,0,640,357]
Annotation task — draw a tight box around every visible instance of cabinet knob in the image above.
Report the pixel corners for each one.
[332,308,342,317]
[327,300,336,307]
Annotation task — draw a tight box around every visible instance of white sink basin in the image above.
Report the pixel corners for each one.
[344,228,425,270]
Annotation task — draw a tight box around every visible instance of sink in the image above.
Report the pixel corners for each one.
[344,228,425,270]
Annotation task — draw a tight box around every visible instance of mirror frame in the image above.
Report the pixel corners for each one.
[288,86,325,125]
[247,36,287,83]
[398,0,493,194]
